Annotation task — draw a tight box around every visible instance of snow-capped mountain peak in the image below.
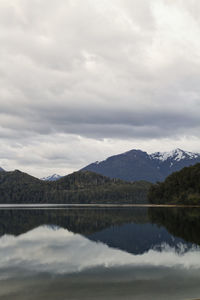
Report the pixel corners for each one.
[150,149,199,162]
[82,148,200,183]
[41,174,62,181]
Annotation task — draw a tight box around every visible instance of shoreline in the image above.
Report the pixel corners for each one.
[0,203,200,209]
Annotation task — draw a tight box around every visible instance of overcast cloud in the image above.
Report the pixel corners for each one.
[1,0,200,177]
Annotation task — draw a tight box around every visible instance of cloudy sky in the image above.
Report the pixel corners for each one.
[1,0,200,177]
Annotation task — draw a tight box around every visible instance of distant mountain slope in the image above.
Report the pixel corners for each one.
[148,163,200,205]
[0,170,151,204]
[81,149,200,183]
[0,167,4,172]
[41,174,62,181]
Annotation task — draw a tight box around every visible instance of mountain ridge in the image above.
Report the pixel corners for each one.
[81,148,200,183]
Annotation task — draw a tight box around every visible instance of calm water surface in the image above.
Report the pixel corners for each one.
[0,207,200,300]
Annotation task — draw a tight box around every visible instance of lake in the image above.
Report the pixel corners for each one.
[0,206,200,299]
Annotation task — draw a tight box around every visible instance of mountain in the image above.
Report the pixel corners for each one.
[0,167,4,172]
[148,163,200,205]
[41,174,62,181]
[0,169,151,204]
[81,148,200,183]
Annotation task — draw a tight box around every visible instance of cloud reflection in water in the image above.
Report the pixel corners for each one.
[0,226,200,278]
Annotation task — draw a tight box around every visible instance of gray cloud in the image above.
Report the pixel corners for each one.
[1,0,200,176]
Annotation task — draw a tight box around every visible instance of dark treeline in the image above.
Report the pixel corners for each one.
[148,163,200,205]
[0,170,151,204]
[149,207,200,246]
[0,208,148,237]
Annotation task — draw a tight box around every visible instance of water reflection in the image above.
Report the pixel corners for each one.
[149,207,200,246]
[1,207,200,300]
[0,207,198,254]
[0,207,148,236]
[88,223,191,254]
[0,224,200,300]
[1,225,200,276]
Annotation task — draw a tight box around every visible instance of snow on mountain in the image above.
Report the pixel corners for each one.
[150,149,199,162]
[82,148,200,183]
[41,174,62,181]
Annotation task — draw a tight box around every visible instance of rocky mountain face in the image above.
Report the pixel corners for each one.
[81,149,200,183]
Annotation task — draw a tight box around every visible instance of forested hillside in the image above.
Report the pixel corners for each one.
[148,163,200,205]
[0,170,151,204]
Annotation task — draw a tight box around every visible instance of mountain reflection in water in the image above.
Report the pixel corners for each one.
[0,207,200,300]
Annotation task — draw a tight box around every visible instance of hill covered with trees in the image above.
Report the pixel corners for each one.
[0,170,151,204]
[148,163,200,205]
